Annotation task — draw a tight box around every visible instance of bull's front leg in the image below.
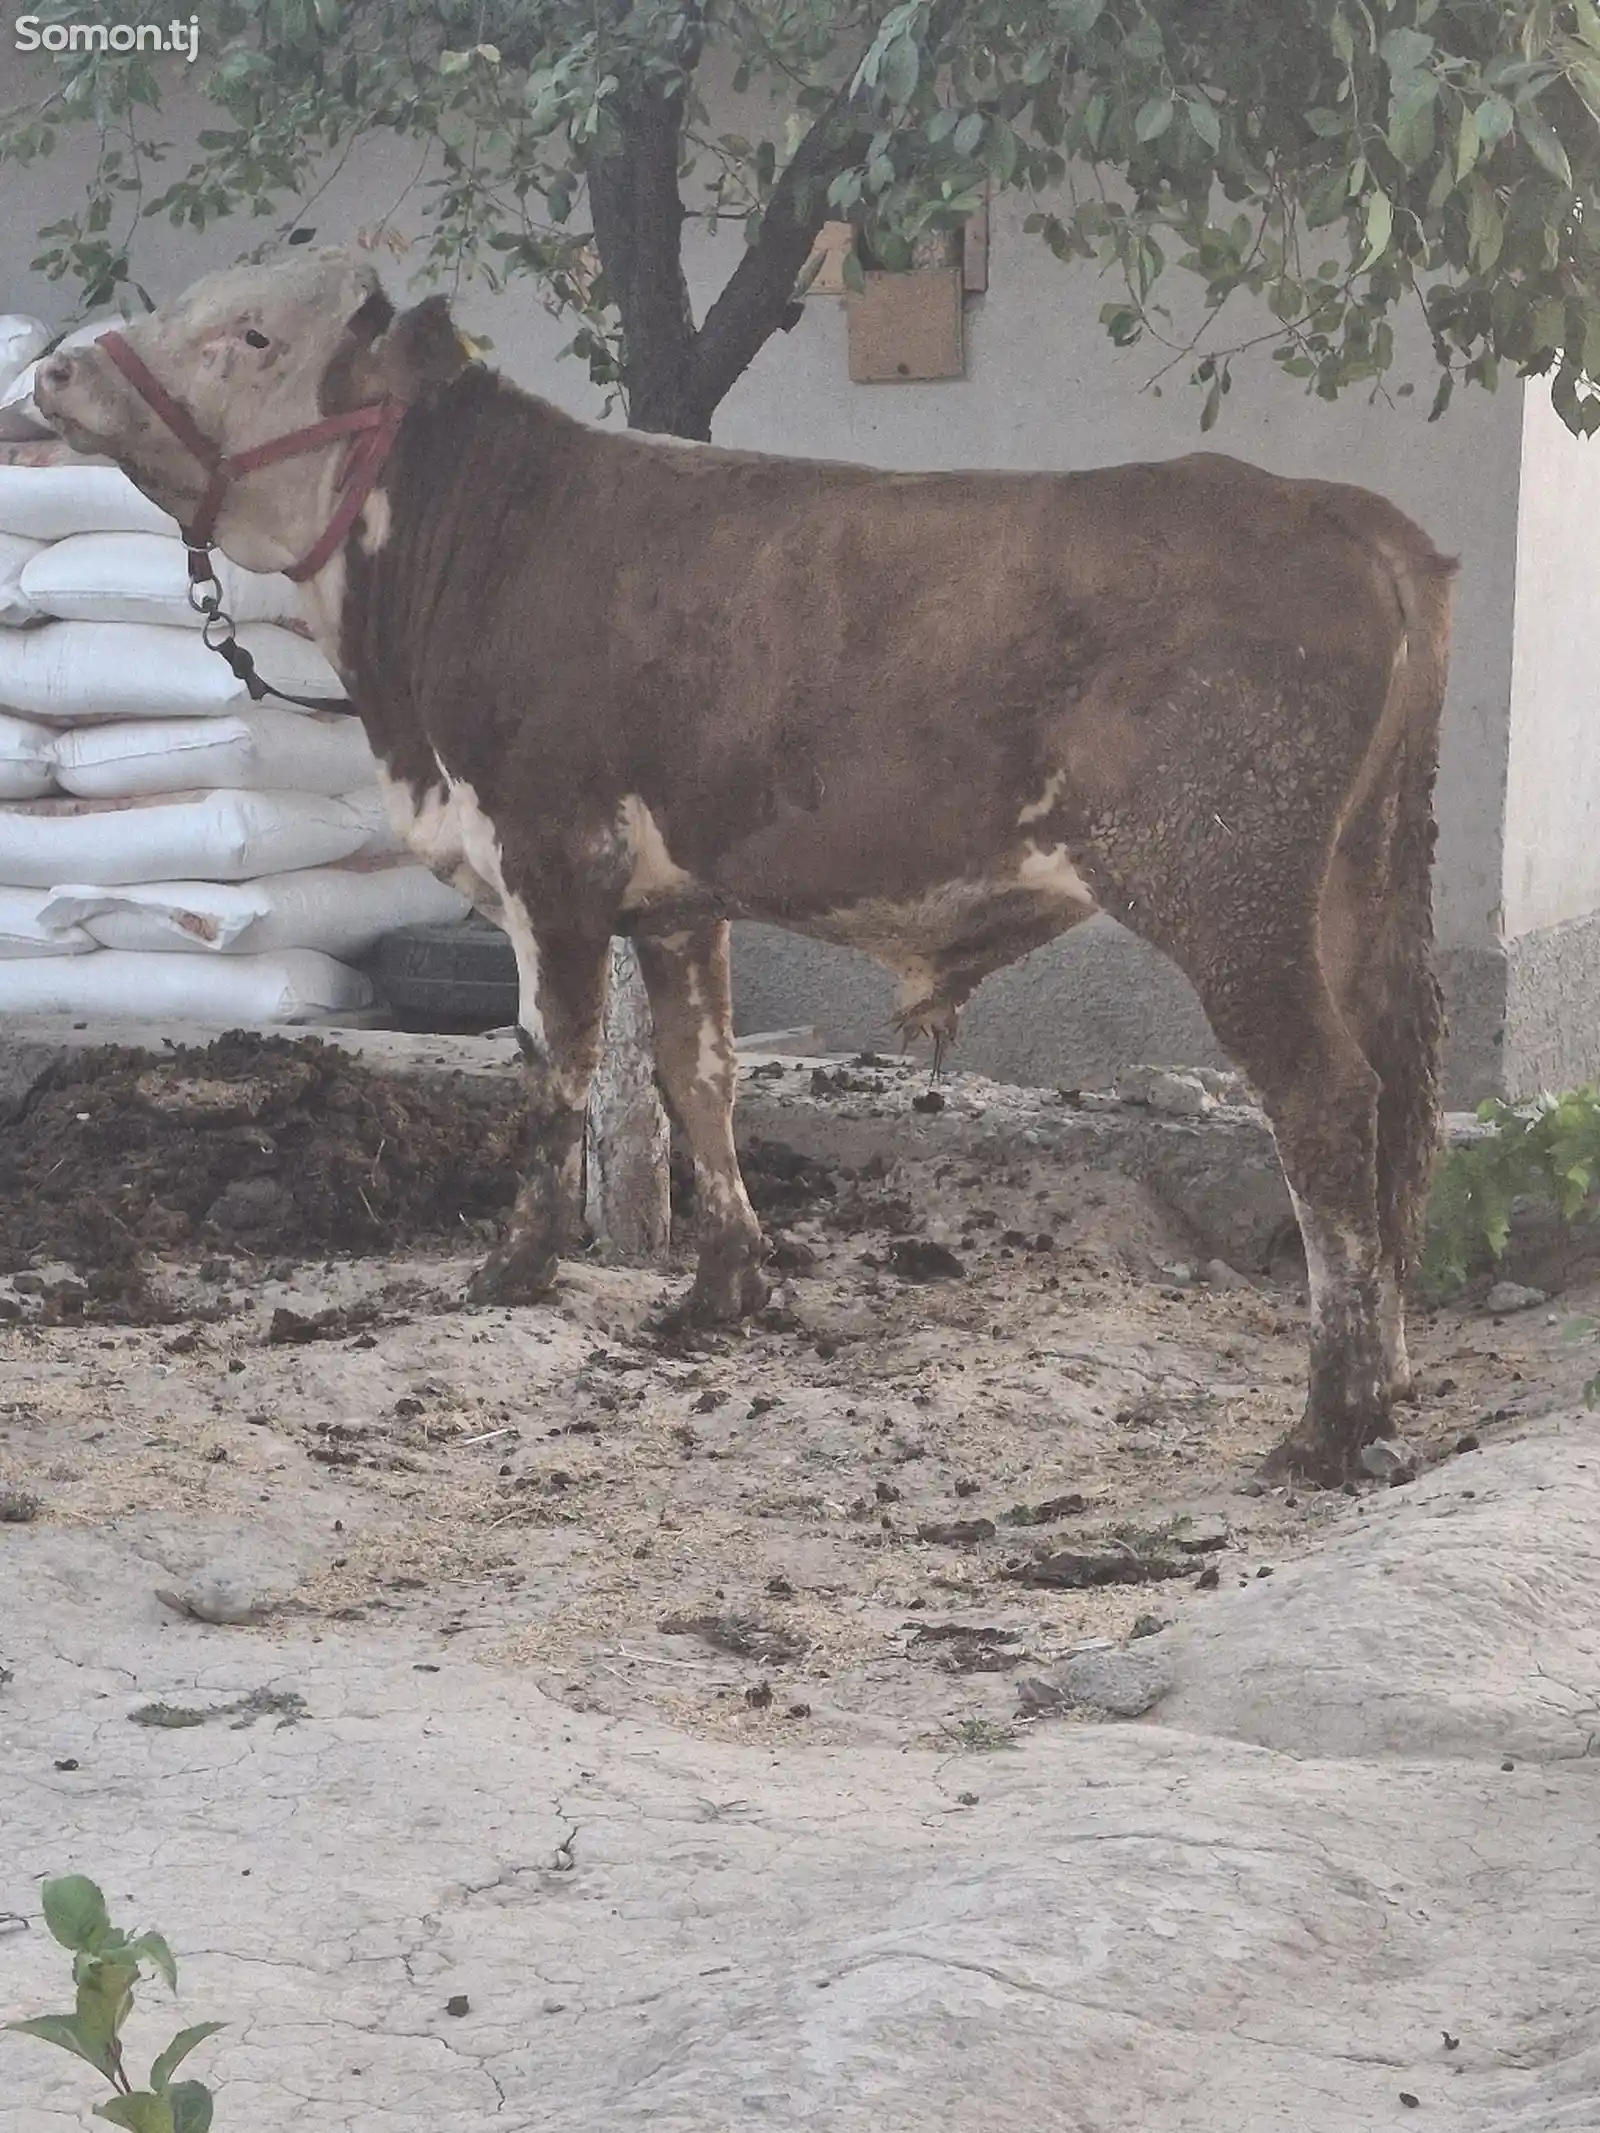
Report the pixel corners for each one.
[634,921,768,1324]
[468,925,610,1306]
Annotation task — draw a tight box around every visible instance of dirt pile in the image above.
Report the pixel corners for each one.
[0,1032,527,1309]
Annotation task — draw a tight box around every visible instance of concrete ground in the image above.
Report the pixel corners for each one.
[3,1429,1597,2132]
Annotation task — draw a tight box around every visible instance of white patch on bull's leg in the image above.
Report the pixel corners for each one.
[357,489,391,556]
[1017,769,1068,826]
[1015,841,1097,903]
[374,756,550,1057]
[1283,1177,1388,1417]
[618,793,695,910]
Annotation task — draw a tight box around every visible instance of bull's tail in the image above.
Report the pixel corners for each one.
[1366,535,1455,1286]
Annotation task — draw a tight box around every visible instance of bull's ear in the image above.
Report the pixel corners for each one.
[322,293,471,412]
[370,296,473,403]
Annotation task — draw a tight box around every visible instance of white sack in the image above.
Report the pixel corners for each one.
[0,884,94,957]
[0,946,373,1021]
[335,781,405,858]
[0,710,55,800]
[43,861,471,958]
[21,532,299,630]
[0,788,376,887]
[0,317,51,401]
[0,619,344,722]
[0,531,46,628]
[0,463,179,539]
[53,705,374,799]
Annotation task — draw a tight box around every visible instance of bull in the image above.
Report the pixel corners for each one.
[35,248,1455,1482]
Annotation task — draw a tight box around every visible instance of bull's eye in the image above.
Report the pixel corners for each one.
[243,329,271,350]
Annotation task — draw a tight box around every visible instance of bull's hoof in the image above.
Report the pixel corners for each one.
[690,1260,770,1325]
[465,1243,560,1308]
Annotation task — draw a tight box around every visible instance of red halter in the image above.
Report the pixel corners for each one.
[98,329,403,584]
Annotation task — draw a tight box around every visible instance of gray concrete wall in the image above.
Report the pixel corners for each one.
[0,56,1545,1095]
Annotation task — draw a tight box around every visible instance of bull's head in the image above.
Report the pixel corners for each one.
[33,247,469,575]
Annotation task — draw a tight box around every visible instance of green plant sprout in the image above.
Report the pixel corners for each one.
[5,1875,223,2132]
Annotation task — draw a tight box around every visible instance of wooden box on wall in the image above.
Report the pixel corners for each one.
[846,266,965,382]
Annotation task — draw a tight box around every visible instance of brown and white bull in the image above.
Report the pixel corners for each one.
[35,248,1455,1482]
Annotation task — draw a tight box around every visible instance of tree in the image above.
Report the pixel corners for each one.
[7,0,1600,1264]
[7,0,1600,438]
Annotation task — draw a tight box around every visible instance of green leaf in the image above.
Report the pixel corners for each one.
[150,2024,225,2093]
[1380,27,1434,74]
[97,2097,175,2133]
[878,35,919,108]
[1305,107,1348,137]
[1135,96,1174,143]
[1466,175,1504,270]
[6,2013,116,2076]
[1455,104,1481,181]
[169,2083,214,2133]
[76,1957,138,2064]
[1476,93,1514,146]
[43,1877,111,1955]
[1200,374,1222,430]
[1518,105,1572,186]
[951,111,984,155]
[1387,77,1437,171]
[1358,189,1394,269]
[1057,0,1106,33]
[1186,96,1221,151]
[841,248,866,295]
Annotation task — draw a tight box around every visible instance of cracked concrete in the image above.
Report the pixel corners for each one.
[3,1425,1598,2131]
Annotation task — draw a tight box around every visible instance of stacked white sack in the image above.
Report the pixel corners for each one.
[0,439,469,1020]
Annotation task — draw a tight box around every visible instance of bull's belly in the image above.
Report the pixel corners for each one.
[795,861,1098,1026]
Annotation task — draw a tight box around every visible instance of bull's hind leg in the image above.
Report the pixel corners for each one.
[468,925,610,1306]
[1206,967,1389,1483]
[634,921,768,1325]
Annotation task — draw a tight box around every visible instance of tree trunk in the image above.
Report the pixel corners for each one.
[585,939,671,1260]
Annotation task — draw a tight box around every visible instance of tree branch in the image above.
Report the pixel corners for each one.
[688,98,866,427]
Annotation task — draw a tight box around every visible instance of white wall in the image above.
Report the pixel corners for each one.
[1502,382,1600,940]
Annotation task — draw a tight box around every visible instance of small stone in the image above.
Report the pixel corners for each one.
[445,1995,471,2018]
[1399,2093,1420,2109]
[916,1518,996,1548]
[1484,1281,1546,1315]
[911,1089,946,1114]
[1017,1648,1173,1720]
[1169,1512,1229,1554]
[1115,1065,1215,1117]
[154,1569,272,1626]
[745,1680,774,1710]
[1454,1432,1481,1456]
[1201,1259,1256,1292]
[1359,1438,1416,1483]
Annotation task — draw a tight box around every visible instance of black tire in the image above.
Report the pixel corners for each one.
[362,916,519,1033]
